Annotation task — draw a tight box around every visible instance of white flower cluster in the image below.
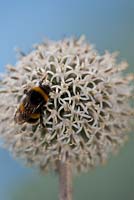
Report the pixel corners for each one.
[0,36,133,172]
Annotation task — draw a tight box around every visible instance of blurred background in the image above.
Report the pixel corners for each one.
[0,0,134,200]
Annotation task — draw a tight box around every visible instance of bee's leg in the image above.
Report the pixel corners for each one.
[40,112,45,128]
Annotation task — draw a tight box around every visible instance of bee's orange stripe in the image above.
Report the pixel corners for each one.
[19,103,25,112]
[30,113,40,119]
[32,87,49,102]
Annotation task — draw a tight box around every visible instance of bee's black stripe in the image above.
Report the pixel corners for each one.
[27,117,39,124]
[31,86,49,104]
[29,90,45,105]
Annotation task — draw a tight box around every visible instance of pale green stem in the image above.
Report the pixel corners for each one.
[59,161,73,200]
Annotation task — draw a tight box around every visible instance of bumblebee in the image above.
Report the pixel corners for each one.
[14,78,51,127]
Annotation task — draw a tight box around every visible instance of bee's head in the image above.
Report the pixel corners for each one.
[40,84,51,95]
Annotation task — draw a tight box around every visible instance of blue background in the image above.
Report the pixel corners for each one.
[0,1,134,200]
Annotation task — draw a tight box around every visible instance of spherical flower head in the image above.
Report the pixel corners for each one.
[0,36,134,172]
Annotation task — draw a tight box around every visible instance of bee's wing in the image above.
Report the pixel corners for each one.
[31,102,43,113]
[24,98,42,114]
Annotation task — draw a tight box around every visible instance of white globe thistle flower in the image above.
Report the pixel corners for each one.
[0,36,134,172]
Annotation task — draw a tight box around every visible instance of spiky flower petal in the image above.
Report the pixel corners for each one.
[0,36,134,172]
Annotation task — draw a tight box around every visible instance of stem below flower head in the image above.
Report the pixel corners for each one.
[58,160,73,200]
